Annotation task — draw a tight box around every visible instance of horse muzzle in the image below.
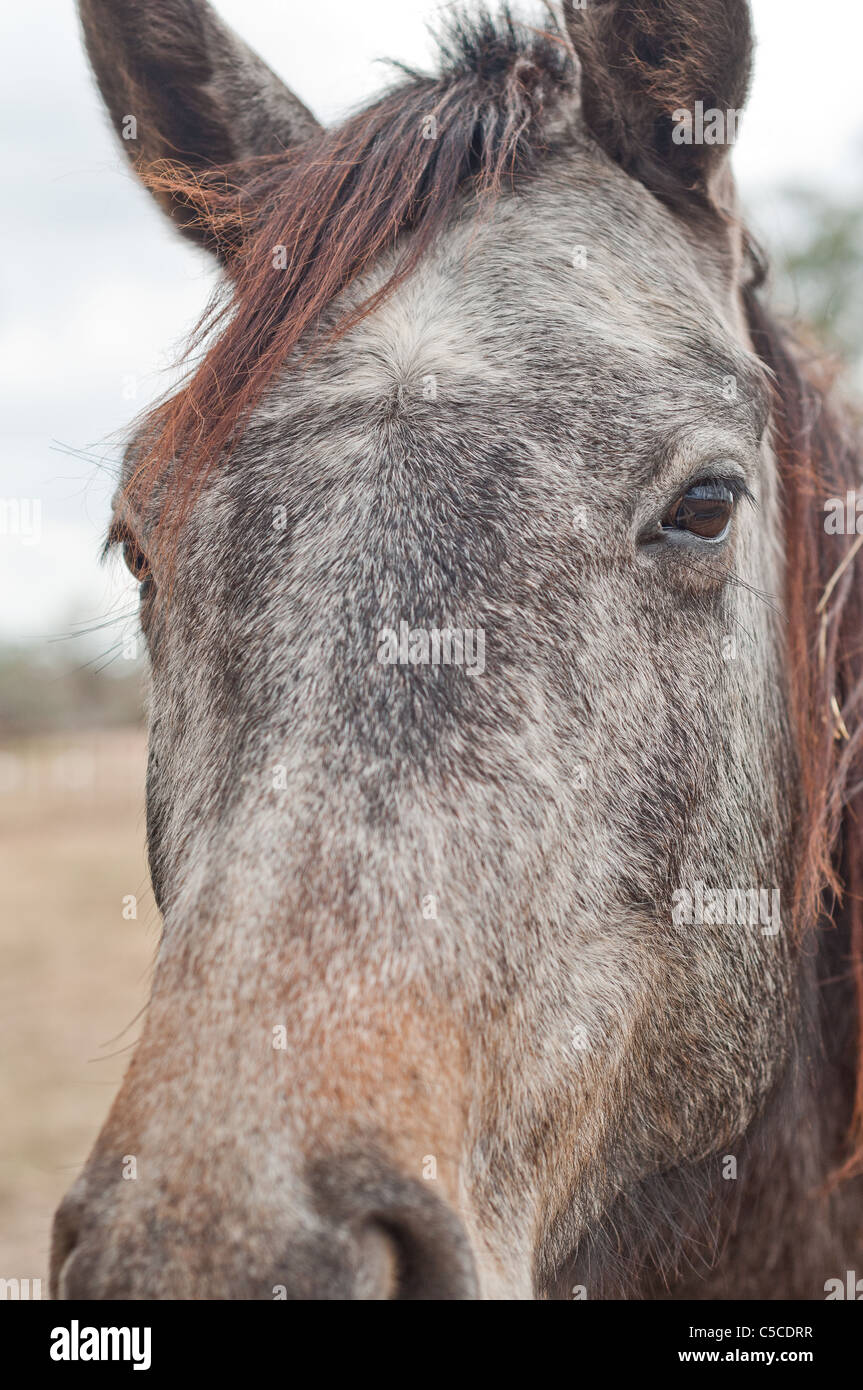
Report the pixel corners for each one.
[51,1153,479,1299]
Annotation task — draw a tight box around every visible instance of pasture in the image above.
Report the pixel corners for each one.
[0,730,154,1284]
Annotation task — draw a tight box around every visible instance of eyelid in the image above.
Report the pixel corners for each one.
[675,471,755,507]
[105,518,144,550]
[105,519,152,581]
[103,520,123,558]
[105,518,135,552]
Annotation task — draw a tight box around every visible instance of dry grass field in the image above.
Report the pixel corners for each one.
[0,729,157,1289]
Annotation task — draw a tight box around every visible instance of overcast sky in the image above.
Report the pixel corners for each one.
[2,0,862,649]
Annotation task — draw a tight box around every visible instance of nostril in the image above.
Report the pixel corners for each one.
[360,1210,478,1300]
[313,1158,479,1300]
[50,1194,84,1299]
[355,1221,400,1299]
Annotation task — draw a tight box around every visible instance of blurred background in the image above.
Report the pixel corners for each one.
[1,0,862,1291]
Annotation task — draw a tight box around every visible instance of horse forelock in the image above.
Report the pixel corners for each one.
[118,7,577,548]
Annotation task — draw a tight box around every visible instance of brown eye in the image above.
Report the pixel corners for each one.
[661,481,736,541]
[110,524,151,583]
[123,537,151,582]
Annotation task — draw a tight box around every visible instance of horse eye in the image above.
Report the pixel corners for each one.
[112,525,151,583]
[123,538,151,582]
[661,480,737,541]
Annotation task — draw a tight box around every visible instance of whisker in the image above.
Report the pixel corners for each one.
[45,607,140,644]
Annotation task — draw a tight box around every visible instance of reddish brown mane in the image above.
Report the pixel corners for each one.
[125,14,572,540]
[745,284,863,1180]
[118,14,863,1183]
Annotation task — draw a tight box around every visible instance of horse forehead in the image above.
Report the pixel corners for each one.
[262,162,749,430]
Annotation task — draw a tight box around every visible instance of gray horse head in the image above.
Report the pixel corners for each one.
[53,0,863,1299]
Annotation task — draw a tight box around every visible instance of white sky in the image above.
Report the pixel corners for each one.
[1,0,862,646]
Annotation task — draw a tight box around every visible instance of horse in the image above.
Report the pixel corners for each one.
[53,0,863,1299]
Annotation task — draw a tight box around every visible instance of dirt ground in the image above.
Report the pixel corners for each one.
[0,729,157,1289]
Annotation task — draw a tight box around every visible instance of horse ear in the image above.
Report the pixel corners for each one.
[563,0,754,214]
[78,0,322,257]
